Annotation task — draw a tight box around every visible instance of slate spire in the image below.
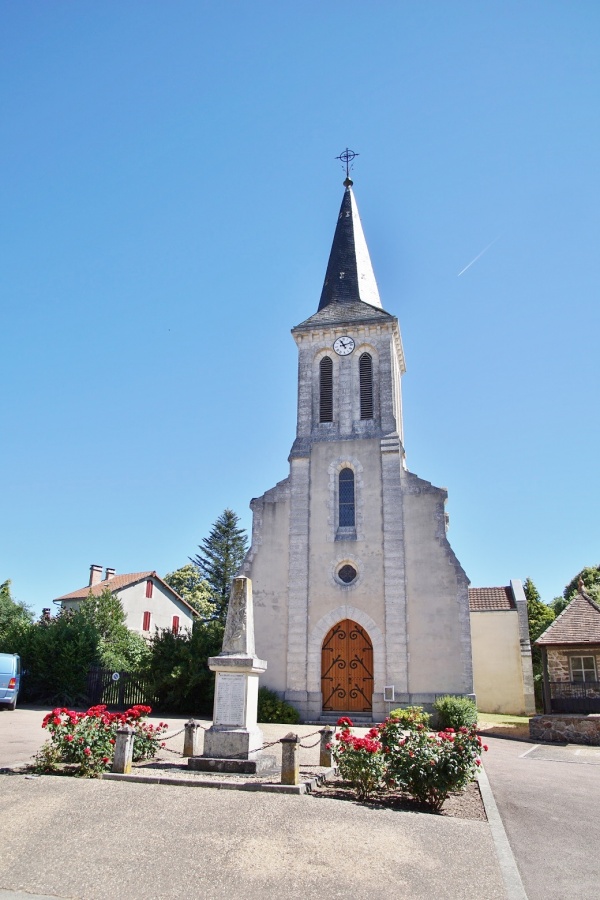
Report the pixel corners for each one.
[318,179,383,312]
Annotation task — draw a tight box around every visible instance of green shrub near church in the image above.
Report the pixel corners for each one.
[433,695,478,730]
[257,687,300,724]
[388,705,431,731]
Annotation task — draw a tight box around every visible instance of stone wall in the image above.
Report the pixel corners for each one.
[547,647,600,682]
[530,714,600,746]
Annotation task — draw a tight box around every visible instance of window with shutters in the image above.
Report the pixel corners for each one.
[319,356,333,422]
[338,468,355,527]
[172,615,180,635]
[145,580,153,599]
[142,610,151,632]
[359,353,373,419]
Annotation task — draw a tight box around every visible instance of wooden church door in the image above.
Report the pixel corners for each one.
[321,619,374,713]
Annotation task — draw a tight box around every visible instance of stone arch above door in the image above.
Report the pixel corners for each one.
[307,606,385,696]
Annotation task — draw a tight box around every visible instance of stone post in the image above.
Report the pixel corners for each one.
[112,725,134,774]
[183,719,199,758]
[280,732,300,785]
[319,726,334,767]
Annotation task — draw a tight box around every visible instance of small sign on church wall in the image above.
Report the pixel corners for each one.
[384,685,395,702]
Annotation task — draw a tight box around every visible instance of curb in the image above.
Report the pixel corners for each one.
[101,766,336,795]
[478,765,528,900]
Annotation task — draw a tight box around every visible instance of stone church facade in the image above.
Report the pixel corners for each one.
[241,177,474,722]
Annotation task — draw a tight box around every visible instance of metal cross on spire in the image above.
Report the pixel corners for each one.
[335,147,358,186]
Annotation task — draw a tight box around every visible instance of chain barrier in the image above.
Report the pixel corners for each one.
[157,724,325,759]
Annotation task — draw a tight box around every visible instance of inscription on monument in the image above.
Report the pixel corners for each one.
[214,673,246,726]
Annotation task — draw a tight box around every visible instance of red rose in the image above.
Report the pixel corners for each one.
[52,716,61,725]
[65,735,74,742]
[83,747,91,756]
[475,758,481,766]
[483,745,489,752]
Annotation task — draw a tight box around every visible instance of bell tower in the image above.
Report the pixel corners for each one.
[243,155,474,722]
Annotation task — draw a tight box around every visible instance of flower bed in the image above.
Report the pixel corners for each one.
[35,705,168,777]
[330,713,487,811]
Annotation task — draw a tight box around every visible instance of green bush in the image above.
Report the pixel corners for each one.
[257,687,300,724]
[143,619,224,714]
[433,695,478,730]
[388,705,431,730]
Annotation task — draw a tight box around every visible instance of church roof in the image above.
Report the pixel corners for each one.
[317,184,383,312]
[293,298,395,332]
[469,586,516,611]
[536,591,600,645]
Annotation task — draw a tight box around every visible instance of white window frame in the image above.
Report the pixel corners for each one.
[570,655,597,683]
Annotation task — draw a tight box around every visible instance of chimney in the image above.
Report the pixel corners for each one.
[89,564,103,586]
[105,567,116,581]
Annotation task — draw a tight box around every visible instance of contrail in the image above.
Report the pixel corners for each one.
[457,236,500,277]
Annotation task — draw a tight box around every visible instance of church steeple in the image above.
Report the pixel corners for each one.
[318,181,383,312]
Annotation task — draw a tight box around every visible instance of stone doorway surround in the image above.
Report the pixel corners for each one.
[307,605,385,721]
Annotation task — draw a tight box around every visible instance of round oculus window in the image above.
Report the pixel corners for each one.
[338,564,357,584]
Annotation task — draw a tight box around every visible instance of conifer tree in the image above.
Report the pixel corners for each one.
[190,509,248,623]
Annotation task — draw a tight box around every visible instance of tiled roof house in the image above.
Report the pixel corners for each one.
[468,580,535,715]
[54,565,197,637]
[536,589,600,713]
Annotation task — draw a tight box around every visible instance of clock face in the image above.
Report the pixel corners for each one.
[333,336,355,356]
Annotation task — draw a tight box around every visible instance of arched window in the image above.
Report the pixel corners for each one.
[319,356,333,422]
[359,352,373,419]
[339,468,355,527]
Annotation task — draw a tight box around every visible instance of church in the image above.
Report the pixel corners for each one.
[241,165,475,722]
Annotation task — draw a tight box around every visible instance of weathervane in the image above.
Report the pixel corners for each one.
[335,147,358,186]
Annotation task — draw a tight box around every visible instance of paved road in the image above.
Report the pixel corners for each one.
[483,736,600,900]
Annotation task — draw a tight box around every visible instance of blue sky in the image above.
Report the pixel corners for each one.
[1,1,599,613]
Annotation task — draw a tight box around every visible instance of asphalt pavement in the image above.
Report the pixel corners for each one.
[483,735,600,900]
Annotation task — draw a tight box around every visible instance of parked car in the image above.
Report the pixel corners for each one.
[0,654,21,710]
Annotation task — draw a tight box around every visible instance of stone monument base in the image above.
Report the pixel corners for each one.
[187,754,278,774]
[202,724,264,761]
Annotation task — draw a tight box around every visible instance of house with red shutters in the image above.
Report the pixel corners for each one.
[54,564,197,636]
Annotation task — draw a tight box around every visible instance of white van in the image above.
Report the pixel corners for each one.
[0,654,21,710]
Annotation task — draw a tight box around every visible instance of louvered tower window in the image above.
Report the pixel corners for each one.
[339,468,355,527]
[359,353,373,419]
[319,356,333,422]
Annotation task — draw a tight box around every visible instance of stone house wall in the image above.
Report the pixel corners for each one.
[547,646,600,683]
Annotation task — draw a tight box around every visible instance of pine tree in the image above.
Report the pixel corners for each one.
[523,577,555,645]
[523,577,555,710]
[190,509,248,623]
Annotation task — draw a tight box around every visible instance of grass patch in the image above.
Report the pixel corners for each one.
[477,712,531,726]
[477,711,533,741]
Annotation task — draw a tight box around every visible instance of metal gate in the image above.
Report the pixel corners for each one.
[321,619,373,713]
[86,667,157,710]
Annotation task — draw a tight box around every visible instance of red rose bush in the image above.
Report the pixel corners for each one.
[35,705,167,777]
[330,719,385,800]
[331,713,488,810]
